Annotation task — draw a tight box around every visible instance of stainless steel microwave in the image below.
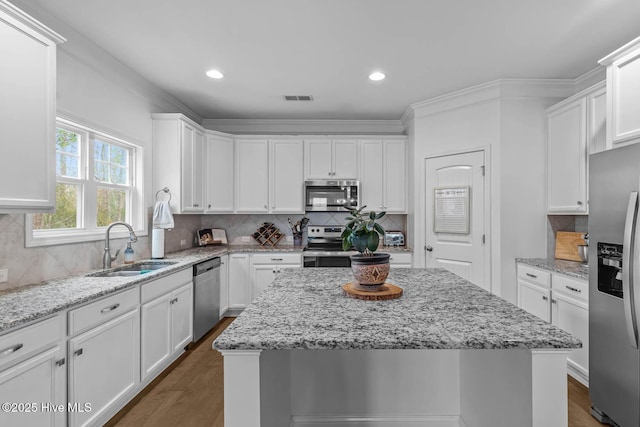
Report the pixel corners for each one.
[304,180,359,212]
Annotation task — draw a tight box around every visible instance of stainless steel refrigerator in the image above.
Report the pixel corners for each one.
[590,143,640,426]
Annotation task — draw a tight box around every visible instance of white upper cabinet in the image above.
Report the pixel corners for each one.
[0,2,65,213]
[152,114,206,214]
[304,139,358,179]
[360,139,407,213]
[599,36,640,148]
[270,139,304,213]
[547,82,605,214]
[235,139,269,213]
[205,133,234,213]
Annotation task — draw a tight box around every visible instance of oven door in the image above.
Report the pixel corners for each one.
[304,180,359,212]
[303,253,352,267]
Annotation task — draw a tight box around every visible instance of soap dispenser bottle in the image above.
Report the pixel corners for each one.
[124,241,135,264]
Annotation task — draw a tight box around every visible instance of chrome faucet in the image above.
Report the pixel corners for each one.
[103,221,138,269]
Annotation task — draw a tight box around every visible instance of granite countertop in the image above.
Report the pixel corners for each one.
[0,245,414,334]
[516,258,589,281]
[213,268,582,351]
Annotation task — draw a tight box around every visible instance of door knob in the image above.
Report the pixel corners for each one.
[426,245,433,252]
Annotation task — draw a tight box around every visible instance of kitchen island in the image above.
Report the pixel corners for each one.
[213,268,581,427]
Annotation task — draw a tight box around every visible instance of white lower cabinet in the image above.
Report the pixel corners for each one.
[251,253,302,301]
[140,270,193,383]
[228,253,251,310]
[517,262,589,385]
[0,315,66,427]
[68,308,140,427]
[219,254,229,317]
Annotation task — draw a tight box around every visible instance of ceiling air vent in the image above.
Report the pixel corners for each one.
[283,95,314,101]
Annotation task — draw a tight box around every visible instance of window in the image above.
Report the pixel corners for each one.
[26,118,145,247]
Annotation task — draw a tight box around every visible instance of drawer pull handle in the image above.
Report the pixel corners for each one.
[56,358,66,367]
[271,258,283,261]
[0,343,23,357]
[566,285,582,293]
[101,303,120,313]
[526,273,538,279]
[74,349,83,357]
[170,298,178,304]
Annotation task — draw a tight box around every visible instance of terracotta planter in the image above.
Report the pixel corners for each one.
[350,253,390,292]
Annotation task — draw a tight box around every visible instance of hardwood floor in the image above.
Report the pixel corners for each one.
[108,317,605,427]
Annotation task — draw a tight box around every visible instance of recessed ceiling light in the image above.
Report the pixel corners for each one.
[206,69,224,79]
[369,71,386,81]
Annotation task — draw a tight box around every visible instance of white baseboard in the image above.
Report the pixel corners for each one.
[567,360,589,388]
[290,415,463,427]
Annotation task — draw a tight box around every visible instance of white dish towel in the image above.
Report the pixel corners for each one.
[153,201,174,230]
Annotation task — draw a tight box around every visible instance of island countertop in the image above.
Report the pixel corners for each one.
[213,267,582,351]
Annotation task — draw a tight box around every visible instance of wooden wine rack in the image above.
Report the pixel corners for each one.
[252,222,284,247]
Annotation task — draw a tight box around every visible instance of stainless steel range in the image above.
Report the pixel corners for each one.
[303,225,356,267]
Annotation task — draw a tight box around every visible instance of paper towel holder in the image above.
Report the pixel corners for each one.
[155,187,172,203]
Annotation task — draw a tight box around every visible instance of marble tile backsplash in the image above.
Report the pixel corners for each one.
[0,212,407,290]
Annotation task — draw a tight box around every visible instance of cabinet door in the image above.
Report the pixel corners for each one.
[552,291,589,379]
[359,140,384,211]
[171,282,193,353]
[333,139,358,179]
[0,6,61,213]
[0,345,66,427]
[205,135,234,212]
[252,265,277,302]
[219,255,229,317]
[588,84,607,154]
[304,140,333,179]
[181,123,204,212]
[547,99,587,214]
[236,139,269,212]
[141,294,171,382]
[518,280,551,322]
[608,47,640,146]
[228,254,251,310]
[270,139,304,213]
[68,309,140,427]
[384,140,407,212]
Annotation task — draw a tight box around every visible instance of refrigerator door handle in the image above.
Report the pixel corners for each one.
[623,191,639,349]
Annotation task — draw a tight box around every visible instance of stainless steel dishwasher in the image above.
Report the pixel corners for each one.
[193,257,221,342]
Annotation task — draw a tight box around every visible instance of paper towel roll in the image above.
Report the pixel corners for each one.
[152,228,165,259]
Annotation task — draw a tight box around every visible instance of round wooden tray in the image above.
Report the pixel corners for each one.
[342,282,403,300]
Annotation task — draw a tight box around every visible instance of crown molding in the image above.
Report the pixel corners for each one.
[574,67,606,93]
[0,0,65,44]
[599,35,640,65]
[202,118,405,135]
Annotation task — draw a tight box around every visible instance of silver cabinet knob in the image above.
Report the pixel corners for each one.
[577,201,583,205]
[264,205,268,209]
[426,245,433,252]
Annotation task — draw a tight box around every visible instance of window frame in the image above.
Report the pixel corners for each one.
[26,118,146,247]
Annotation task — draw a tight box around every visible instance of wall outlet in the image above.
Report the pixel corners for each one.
[241,236,251,243]
[0,269,7,283]
[180,239,186,246]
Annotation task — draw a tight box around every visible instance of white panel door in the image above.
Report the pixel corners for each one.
[180,123,204,212]
[384,140,407,212]
[552,291,589,377]
[219,255,229,317]
[332,139,358,179]
[205,135,234,212]
[228,253,251,309]
[271,139,304,213]
[359,140,384,211]
[235,139,269,212]
[141,293,171,381]
[425,150,487,289]
[304,140,333,179]
[170,282,193,353]
[252,265,277,302]
[519,281,551,322]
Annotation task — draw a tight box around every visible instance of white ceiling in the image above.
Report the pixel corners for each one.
[25,0,640,120]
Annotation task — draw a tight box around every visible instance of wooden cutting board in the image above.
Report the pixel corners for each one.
[555,231,586,261]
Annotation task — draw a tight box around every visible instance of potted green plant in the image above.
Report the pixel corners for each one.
[341,206,390,291]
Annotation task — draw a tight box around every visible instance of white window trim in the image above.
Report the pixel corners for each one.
[25,118,146,247]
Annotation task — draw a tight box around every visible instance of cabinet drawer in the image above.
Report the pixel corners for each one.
[141,268,192,304]
[553,274,588,301]
[0,315,64,369]
[251,253,301,265]
[517,264,551,288]
[69,287,139,336]
[388,253,412,265]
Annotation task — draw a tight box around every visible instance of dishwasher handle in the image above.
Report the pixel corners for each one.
[193,257,221,276]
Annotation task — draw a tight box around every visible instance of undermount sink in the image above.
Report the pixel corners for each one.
[89,261,177,278]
